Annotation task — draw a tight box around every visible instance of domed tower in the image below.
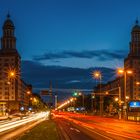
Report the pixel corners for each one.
[0,14,21,113]
[124,19,140,100]
[1,14,16,51]
[129,20,140,56]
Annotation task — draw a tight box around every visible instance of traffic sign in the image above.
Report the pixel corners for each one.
[41,90,51,95]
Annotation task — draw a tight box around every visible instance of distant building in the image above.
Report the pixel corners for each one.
[21,80,32,111]
[94,77,124,100]
[0,14,31,115]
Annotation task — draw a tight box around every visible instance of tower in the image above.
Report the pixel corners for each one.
[124,19,140,100]
[0,14,21,115]
[1,14,16,50]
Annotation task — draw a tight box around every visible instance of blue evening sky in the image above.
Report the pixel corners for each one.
[0,0,140,68]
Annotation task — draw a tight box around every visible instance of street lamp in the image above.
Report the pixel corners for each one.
[136,82,140,85]
[92,70,103,116]
[79,92,84,110]
[8,69,16,79]
[57,97,76,110]
[6,68,16,118]
[92,71,102,80]
[27,90,31,111]
[27,91,31,95]
[117,68,133,120]
[33,97,37,103]
[115,97,119,102]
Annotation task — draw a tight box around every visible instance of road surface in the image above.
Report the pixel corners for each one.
[0,112,49,140]
[54,112,140,140]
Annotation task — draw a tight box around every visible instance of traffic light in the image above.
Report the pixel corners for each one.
[91,95,95,99]
[73,92,78,96]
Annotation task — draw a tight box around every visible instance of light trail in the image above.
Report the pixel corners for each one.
[55,112,140,140]
[0,116,28,125]
[0,112,49,133]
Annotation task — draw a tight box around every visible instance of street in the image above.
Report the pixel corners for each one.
[55,117,93,140]
[54,112,140,140]
[0,111,140,140]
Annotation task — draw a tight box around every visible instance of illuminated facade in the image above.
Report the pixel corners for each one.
[0,15,31,115]
[94,20,140,102]
[124,20,140,100]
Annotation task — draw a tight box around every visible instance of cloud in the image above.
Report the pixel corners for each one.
[21,60,115,92]
[66,80,81,84]
[33,50,127,61]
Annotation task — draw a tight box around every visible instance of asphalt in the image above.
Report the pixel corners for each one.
[1,112,139,140]
[55,117,94,140]
[54,112,139,140]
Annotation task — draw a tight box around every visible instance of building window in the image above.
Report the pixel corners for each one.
[5,96,8,99]
[5,59,9,62]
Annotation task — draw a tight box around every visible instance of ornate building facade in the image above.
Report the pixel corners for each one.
[94,20,140,110]
[0,15,31,115]
[124,20,140,100]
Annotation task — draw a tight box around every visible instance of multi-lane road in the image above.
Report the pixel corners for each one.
[54,112,140,140]
[0,111,140,140]
[56,118,93,140]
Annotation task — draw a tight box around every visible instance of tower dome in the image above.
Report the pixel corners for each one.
[1,14,16,50]
[3,14,15,29]
[132,19,140,32]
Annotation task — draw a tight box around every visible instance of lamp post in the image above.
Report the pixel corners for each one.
[6,69,16,118]
[27,90,31,111]
[117,68,132,120]
[55,95,58,109]
[92,71,103,116]
[78,92,85,110]
[6,81,11,118]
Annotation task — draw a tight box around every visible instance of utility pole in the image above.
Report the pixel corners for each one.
[49,81,53,108]
[55,95,58,108]
[99,77,103,116]
[92,71,103,116]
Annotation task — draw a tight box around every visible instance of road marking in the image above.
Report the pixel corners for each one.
[106,131,139,140]
[84,127,113,140]
[59,125,71,140]
[70,127,80,133]
[70,127,74,130]
[61,116,112,139]
[75,128,80,133]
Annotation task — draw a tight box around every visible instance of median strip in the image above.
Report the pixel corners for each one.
[16,120,59,140]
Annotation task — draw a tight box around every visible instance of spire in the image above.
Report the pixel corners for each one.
[7,11,10,19]
[136,17,139,25]
[49,80,52,95]
[131,18,140,32]
[3,13,14,30]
